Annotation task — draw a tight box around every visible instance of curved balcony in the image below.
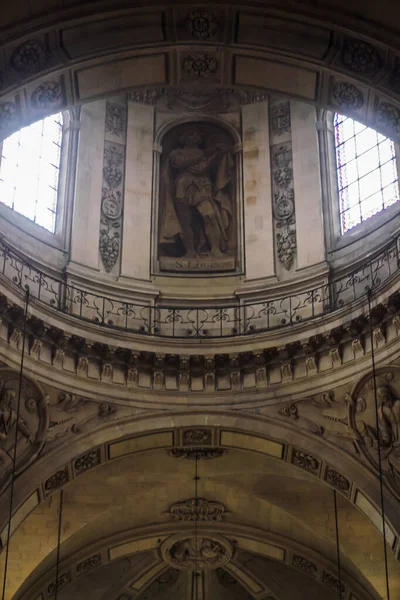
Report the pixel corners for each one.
[1,235,398,339]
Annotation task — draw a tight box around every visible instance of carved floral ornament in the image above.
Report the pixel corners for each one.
[185,10,218,40]
[182,53,217,77]
[160,532,232,571]
[31,81,63,109]
[331,80,364,110]
[341,37,383,75]
[10,39,48,74]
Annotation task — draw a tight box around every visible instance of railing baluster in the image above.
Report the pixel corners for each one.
[0,236,398,339]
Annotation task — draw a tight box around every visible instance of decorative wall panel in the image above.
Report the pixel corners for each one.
[99,98,127,273]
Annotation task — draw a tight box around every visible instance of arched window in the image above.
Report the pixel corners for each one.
[334,113,399,234]
[0,112,64,233]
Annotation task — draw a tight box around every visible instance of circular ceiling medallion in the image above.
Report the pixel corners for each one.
[160,531,232,571]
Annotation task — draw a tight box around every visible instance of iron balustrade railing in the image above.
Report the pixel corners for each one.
[0,237,398,338]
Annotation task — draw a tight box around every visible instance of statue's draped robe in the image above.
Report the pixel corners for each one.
[160,145,233,247]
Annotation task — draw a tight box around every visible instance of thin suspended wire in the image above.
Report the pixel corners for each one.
[54,489,64,600]
[194,453,199,600]
[1,289,29,600]
[367,289,391,600]
[333,490,343,600]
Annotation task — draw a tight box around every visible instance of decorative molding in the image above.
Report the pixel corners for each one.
[0,101,18,134]
[292,554,318,577]
[44,467,69,494]
[76,553,102,575]
[182,428,212,446]
[105,101,126,137]
[166,497,226,521]
[376,101,400,136]
[270,100,291,137]
[47,572,71,596]
[169,448,227,460]
[74,449,101,474]
[129,86,267,112]
[324,467,350,494]
[322,571,346,595]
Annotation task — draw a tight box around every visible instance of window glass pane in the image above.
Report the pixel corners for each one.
[0,112,63,233]
[335,113,400,233]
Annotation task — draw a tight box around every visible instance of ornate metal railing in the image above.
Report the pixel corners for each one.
[0,237,398,338]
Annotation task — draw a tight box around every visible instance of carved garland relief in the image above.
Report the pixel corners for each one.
[99,100,127,273]
[269,100,297,270]
[158,121,238,273]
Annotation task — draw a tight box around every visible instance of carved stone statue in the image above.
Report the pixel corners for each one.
[349,373,400,497]
[158,123,237,272]
[0,371,48,490]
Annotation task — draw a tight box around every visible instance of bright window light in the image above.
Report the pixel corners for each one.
[334,113,400,234]
[0,112,63,233]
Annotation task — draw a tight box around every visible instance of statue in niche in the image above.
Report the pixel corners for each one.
[158,123,237,272]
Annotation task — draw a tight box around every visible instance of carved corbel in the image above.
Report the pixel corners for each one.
[77,355,89,376]
[180,355,190,370]
[349,317,366,358]
[373,326,386,345]
[393,314,400,334]
[101,363,113,380]
[153,370,164,389]
[30,338,42,356]
[53,347,65,367]
[154,353,165,369]
[351,337,364,357]
[305,354,318,374]
[179,371,190,391]
[329,346,342,367]
[127,366,138,384]
[231,370,241,389]
[204,355,215,391]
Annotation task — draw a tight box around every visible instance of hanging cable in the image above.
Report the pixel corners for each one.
[194,453,199,600]
[1,289,29,600]
[333,490,343,600]
[54,489,64,600]
[367,289,391,600]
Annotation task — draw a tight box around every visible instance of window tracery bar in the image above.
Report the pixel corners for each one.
[334,113,399,233]
[0,112,63,233]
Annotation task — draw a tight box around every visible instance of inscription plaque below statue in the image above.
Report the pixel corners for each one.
[158,122,237,273]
